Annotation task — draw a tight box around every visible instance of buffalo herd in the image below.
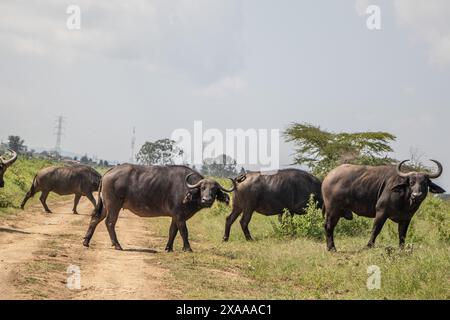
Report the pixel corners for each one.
[0,150,446,252]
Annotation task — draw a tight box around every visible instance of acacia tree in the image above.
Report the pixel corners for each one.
[136,139,183,165]
[284,123,396,178]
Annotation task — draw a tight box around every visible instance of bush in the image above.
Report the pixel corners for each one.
[272,196,324,240]
[420,196,450,244]
[272,195,372,240]
[335,214,371,237]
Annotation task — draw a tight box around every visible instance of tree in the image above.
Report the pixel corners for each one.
[284,123,396,178]
[8,135,27,154]
[136,139,183,166]
[80,154,89,164]
[201,154,238,177]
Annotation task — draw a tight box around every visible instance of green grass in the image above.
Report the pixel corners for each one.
[150,196,450,300]
[1,163,448,299]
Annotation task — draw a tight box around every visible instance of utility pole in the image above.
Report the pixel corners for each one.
[54,116,65,156]
[130,126,136,164]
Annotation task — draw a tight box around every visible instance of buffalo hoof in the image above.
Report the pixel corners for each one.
[20,206,25,210]
[165,247,173,253]
[222,237,229,242]
[113,244,123,251]
[327,247,337,252]
[182,247,193,252]
[82,240,90,248]
[73,211,79,215]
[45,210,52,214]
[366,243,375,249]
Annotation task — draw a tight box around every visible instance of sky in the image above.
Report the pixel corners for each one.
[0,0,449,189]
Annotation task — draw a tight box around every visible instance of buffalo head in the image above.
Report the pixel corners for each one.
[0,149,18,188]
[392,159,445,204]
[183,173,235,207]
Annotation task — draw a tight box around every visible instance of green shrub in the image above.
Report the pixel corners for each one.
[272,195,324,240]
[420,196,450,244]
[335,215,371,237]
[272,196,372,240]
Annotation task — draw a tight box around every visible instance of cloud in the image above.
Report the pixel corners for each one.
[393,0,450,67]
[0,0,244,83]
[197,76,247,98]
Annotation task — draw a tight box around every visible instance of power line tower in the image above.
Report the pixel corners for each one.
[130,126,136,164]
[54,116,65,156]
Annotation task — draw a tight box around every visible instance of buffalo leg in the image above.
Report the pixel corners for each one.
[20,190,34,210]
[398,220,411,249]
[367,213,388,248]
[72,194,81,214]
[21,192,33,210]
[86,192,97,208]
[324,212,340,251]
[240,210,254,241]
[175,219,192,252]
[165,219,179,252]
[40,191,52,213]
[223,206,242,241]
[105,207,122,251]
[83,206,106,247]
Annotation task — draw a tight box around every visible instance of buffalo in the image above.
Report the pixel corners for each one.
[21,165,101,214]
[322,160,445,251]
[83,164,234,252]
[223,169,323,241]
[0,149,18,188]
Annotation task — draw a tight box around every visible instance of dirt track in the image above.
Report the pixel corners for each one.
[0,197,175,300]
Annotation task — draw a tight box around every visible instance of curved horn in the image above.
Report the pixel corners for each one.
[428,159,443,179]
[396,160,410,178]
[2,149,17,167]
[218,178,235,193]
[185,173,202,189]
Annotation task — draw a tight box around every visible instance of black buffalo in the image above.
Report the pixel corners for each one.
[21,165,101,214]
[83,164,234,252]
[0,149,18,188]
[322,160,445,251]
[223,169,323,241]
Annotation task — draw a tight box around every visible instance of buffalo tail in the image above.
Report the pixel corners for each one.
[91,179,103,218]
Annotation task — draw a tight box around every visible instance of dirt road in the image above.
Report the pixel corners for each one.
[0,197,175,300]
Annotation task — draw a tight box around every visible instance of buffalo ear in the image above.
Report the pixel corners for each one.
[428,181,446,194]
[182,188,199,204]
[391,179,409,193]
[216,190,230,205]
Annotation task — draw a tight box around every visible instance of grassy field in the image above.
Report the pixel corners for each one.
[1,160,449,299]
[148,187,450,300]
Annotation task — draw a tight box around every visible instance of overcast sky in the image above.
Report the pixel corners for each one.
[0,0,449,189]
